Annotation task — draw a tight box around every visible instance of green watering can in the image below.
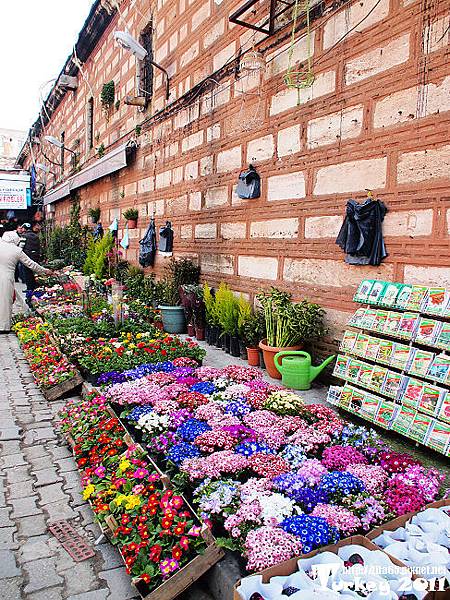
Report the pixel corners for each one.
[274,351,336,391]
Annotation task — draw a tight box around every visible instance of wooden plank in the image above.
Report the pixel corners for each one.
[42,372,84,401]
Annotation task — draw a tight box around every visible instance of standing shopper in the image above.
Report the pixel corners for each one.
[2,224,26,282]
[22,222,42,291]
[0,237,52,332]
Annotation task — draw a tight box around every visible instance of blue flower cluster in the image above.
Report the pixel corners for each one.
[291,487,329,513]
[97,361,178,386]
[127,405,153,422]
[167,442,201,465]
[280,444,307,468]
[334,424,374,448]
[318,471,366,500]
[190,381,216,395]
[280,515,339,553]
[176,418,211,442]
[224,399,252,418]
[235,441,275,457]
[96,371,127,385]
[273,473,307,501]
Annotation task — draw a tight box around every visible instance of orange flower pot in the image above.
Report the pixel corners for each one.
[258,339,303,379]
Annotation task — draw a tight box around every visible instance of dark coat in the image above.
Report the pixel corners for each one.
[22,231,41,263]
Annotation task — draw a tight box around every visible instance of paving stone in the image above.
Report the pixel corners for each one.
[0,507,13,527]
[99,567,138,600]
[24,428,57,445]
[34,411,54,422]
[96,543,123,570]
[7,465,30,484]
[0,550,20,578]
[43,500,78,522]
[38,483,67,505]
[0,427,21,441]
[29,587,65,600]
[9,480,35,499]
[17,514,48,537]
[0,577,22,600]
[29,456,54,471]
[0,527,18,549]
[23,557,64,594]
[0,453,27,469]
[34,467,63,488]
[49,445,73,459]
[0,490,6,508]
[20,535,54,562]
[0,441,22,455]
[67,590,110,600]
[11,496,41,518]
[23,445,50,459]
[56,457,78,472]
[60,561,97,595]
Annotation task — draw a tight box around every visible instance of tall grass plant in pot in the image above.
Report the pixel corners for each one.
[257,287,326,379]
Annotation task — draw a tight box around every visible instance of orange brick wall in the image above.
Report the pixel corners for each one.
[25,0,450,343]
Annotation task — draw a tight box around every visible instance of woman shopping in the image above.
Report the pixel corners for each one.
[0,236,54,332]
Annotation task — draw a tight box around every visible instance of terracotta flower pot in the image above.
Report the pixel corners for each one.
[195,326,205,341]
[258,339,303,379]
[246,347,260,367]
[187,324,196,337]
[127,219,137,229]
[154,321,164,331]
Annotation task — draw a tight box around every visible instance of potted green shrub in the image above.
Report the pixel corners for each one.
[88,207,101,224]
[215,283,239,355]
[203,284,219,345]
[241,311,263,366]
[257,287,326,379]
[123,208,139,229]
[158,258,200,334]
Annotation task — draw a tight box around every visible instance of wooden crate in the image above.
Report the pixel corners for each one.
[42,372,84,401]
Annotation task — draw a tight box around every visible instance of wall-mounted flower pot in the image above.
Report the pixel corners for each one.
[187,324,196,337]
[246,347,260,367]
[127,219,138,229]
[258,339,303,379]
[158,305,187,334]
[195,326,205,341]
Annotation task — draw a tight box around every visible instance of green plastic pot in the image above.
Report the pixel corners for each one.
[158,305,187,334]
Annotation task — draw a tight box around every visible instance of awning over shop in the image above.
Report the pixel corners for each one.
[43,142,135,206]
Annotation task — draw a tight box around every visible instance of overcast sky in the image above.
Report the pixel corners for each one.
[0,0,95,133]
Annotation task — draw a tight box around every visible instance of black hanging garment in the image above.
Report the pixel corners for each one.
[336,198,388,266]
[159,220,174,253]
[236,164,261,199]
[93,223,104,240]
[139,217,157,267]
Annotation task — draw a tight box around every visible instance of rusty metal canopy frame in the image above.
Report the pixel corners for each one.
[229,0,298,36]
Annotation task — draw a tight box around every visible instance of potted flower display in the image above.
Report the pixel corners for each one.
[257,287,326,379]
[192,286,206,340]
[88,207,101,224]
[123,208,139,229]
[158,258,200,334]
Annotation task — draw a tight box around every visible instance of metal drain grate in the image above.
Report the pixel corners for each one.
[48,520,96,562]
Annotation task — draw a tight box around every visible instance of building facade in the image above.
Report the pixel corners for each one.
[0,128,26,170]
[18,0,450,344]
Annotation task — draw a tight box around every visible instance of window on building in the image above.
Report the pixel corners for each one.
[86,97,94,150]
[139,23,153,100]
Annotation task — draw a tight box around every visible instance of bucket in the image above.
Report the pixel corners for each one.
[158,305,187,334]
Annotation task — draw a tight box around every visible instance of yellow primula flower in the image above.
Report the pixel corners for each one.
[124,495,141,510]
[82,484,95,500]
[114,494,128,506]
[119,459,131,472]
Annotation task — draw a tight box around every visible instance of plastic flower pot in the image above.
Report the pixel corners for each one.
[258,339,303,379]
[223,333,230,353]
[246,347,260,367]
[215,329,223,348]
[195,326,205,341]
[230,335,240,357]
[187,324,196,337]
[158,305,187,334]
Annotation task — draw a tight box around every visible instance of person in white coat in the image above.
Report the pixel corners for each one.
[0,237,52,332]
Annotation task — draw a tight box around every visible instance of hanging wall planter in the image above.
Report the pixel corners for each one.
[123,208,138,230]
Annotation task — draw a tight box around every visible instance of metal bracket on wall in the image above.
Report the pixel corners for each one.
[229,0,297,36]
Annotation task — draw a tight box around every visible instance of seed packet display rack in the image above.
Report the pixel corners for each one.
[327,280,450,456]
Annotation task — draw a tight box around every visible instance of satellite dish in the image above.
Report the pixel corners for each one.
[114,31,147,61]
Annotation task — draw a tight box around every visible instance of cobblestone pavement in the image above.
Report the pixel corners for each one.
[0,333,140,600]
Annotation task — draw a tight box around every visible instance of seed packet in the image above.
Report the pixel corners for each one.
[340,385,354,408]
[372,310,388,333]
[348,386,366,414]
[427,354,450,383]
[346,358,364,381]
[367,281,386,305]
[353,333,370,356]
[435,322,450,351]
[402,377,425,408]
[353,279,375,302]
[360,308,378,330]
[408,349,435,377]
[391,404,416,436]
[408,412,434,443]
[365,337,381,360]
[333,355,349,379]
[423,288,448,316]
[348,308,367,328]
[397,312,419,340]
[415,318,442,346]
[425,420,450,455]
[418,384,444,416]
[395,284,413,309]
[380,283,403,307]
[340,330,358,353]
[381,371,403,398]
[327,385,343,406]
[437,391,450,424]
[357,364,374,387]
[375,399,396,429]
[359,392,381,422]
[389,343,412,371]
[378,339,394,364]
[370,366,388,392]
[406,285,429,312]
[383,312,403,336]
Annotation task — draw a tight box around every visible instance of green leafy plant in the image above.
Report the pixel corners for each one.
[88,207,101,223]
[123,208,139,221]
[160,258,201,306]
[257,287,326,347]
[203,283,219,326]
[97,143,105,158]
[241,311,263,348]
[100,81,115,108]
[215,283,239,335]
[115,99,121,111]
[83,232,115,279]
[135,124,142,136]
